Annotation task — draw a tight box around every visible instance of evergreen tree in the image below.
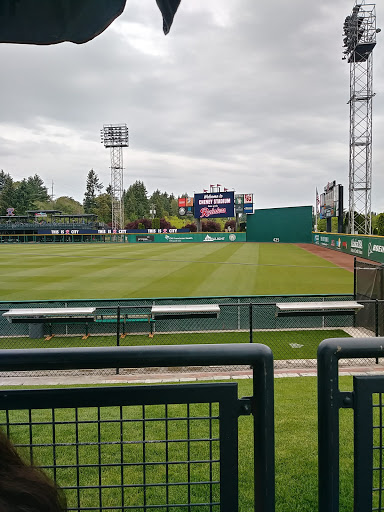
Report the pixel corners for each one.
[0,170,11,193]
[83,169,103,213]
[0,174,15,215]
[14,179,35,214]
[149,189,166,218]
[26,174,50,203]
[124,181,149,220]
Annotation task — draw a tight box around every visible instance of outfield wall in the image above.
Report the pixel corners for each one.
[247,206,313,243]
[0,232,246,244]
[129,232,246,243]
[312,232,384,264]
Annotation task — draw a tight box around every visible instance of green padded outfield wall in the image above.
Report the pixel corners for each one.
[246,206,313,243]
[312,232,384,264]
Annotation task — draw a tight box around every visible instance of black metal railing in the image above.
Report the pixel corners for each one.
[318,337,384,512]
[0,343,275,512]
[0,296,383,375]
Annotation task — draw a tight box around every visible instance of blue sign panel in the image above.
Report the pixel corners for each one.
[38,229,98,235]
[194,191,235,218]
[243,205,254,214]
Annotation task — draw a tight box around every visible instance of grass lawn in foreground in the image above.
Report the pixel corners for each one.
[0,376,355,512]
[0,329,350,360]
[0,242,353,301]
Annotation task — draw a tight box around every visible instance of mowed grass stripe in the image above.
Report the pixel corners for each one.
[0,242,353,300]
[191,243,260,296]
[131,243,244,298]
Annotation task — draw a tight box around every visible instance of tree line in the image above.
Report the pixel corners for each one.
[317,212,384,236]
[0,169,237,231]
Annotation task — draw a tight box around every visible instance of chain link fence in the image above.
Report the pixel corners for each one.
[0,294,381,376]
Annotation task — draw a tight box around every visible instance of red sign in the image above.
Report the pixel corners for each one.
[244,194,253,204]
[178,198,186,207]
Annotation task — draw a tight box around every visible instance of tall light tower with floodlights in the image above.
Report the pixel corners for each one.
[342,1,379,234]
[100,124,129,230]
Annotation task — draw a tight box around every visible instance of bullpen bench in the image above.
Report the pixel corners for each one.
[95,313,155,338]
[3,307,96,340]
[275,301,364,317]
[151,304,220,320]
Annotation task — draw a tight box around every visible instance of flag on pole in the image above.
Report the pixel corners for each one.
[217,184,221,187]
[316,188,320,215]
[203,189,208,192]
[224,188,228,192]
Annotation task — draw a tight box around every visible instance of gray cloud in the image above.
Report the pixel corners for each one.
[0,0,382,211]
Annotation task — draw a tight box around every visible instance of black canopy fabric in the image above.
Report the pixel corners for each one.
[0,0,182,45]
[156,0,182,35]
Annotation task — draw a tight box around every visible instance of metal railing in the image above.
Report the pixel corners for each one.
[0,343,275,512]
[318,337,384,512]
[1,295,383,375]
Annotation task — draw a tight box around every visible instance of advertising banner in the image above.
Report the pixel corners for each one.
[136,235,155,242]
[244,194,253,204]
[312,232,384,264]
[194,192,235,218]
[127,232,246,243]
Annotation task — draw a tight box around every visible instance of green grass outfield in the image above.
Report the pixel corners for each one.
[0,376,355,512]
[0,242,352,301]
[0,329,350,360]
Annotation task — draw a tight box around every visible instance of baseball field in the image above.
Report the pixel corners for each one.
[0,242,352,301]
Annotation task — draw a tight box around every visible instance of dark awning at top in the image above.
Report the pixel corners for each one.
[0,0,182,45]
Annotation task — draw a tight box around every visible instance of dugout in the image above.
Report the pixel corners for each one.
[246,205,312,243]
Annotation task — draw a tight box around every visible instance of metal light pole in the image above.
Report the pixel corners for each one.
[342,1,379,234]
[100,124,129,230]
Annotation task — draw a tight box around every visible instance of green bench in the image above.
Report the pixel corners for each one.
[95,314,155,337]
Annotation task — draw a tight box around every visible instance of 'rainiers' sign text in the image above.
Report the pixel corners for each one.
[194,191,235,218]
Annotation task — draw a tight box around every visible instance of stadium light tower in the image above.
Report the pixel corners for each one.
[100,124,129,230]
[342,1,379,234]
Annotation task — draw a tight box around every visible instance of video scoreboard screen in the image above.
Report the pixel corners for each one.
[320,181,342,219]
[194,191,235,218]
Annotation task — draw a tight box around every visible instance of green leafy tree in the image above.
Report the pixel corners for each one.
[317,219,326,232]
[376,213,384,236]
[94,193,112,224]
[54,196,84,215]
[170,198,179,217]
[83,169,103,213]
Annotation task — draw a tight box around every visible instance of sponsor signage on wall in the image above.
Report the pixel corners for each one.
[164,235,194,242]
[178,197,194,216]
[235,193,253,214]
[194,191,235,218]
[312,233,384,264]
[136,235,154,242]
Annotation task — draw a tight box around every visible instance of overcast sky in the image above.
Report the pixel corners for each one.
[0,0,383,212]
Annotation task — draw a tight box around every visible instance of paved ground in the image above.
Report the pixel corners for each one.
[1,363,383,386]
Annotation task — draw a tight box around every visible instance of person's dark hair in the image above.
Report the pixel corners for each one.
[0,429,67,511]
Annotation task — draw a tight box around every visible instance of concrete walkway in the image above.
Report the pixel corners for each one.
[1,364,383,386]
